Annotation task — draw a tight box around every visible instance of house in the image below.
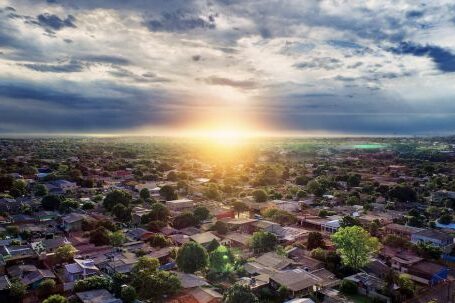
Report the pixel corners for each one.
[190,232,220,247]
[407,261,449,285]
[131,206,150,225]
[411,229,454,253]
[33,236,70,254]
[0,275,11,300]
[384,223,424,240]
[103,252,139,274]
[0,244,37,262]
[270,269,319,297]
[63,213,86,232]
[226,218,258,233]
[126,228,154,241]
[175,272,209,289]
[344,273,390,303]
[76,289,122,303]
[287,248,324,271]
[0,198,21,214]
[244,252,295,275]
[46,179,78,194]
[7,264,56,289]
[221,232,251,248]
[166,198,194,211]
[64,259,99,282]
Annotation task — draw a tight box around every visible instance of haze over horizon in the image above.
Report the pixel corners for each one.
[2,0,455,136]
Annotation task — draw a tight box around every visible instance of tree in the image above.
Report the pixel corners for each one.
[307,232,325,250]
[133,270,180,301]
[112,203,132,222]
[35,183,48,196]
[347,174,361,187]
[388,186,417,203]
[331,226,380,269]
[109,230,125,247]
[209,245,234,273]
[159,185,177,201]
[10,279,27,300]
[73,275,111,292]
[176,242,208,273]
[231,200,249,217]
[41,195,62,211]
[120,285,137,303]
[173,212,199,229]
[89,227,111,246]
[439,213,453,225]
[38,279,56,294]
[223,283,259,303]
[398,274,416,297]
[194,206,210,222]
[307,180,325,196]
[295,175,310,186]
[131,256,180,301]
[346,196,360,206]
[211,222,228,236]
[131,256,160,276]
[250,231,278,253]
[11,179,27,197]
[339,215,361,228]
[140,188,150,200]
[207,238,220,252]
[261,207,297,225]
[55,243,77,263]
[43,295,68,303]
[339,279,357,295]
[252,189,268,202]
[103,189,131,211]
[142,202,170,224]
[59,198,79,213]
[149,234,170,248]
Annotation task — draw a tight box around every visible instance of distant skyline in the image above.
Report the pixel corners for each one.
[2,1,455,136]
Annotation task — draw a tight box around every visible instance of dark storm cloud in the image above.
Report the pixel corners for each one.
[37,13,76,30]
[203,76,257,89]
[390,42,455,72]
[0,79,178,132]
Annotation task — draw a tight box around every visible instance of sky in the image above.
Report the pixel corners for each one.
[1,0,455,136]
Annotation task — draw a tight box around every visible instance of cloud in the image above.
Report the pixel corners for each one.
[78,55,131,66]
[203,76,257,89]
[37,13,76,30]
[390,42,455,72]
[22,60,84,73]
[294,58,343,70]
[145,11,216,32]
[0,78,178,132]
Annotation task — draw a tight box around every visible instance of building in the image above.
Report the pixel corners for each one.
[64,259,99,282]
[166,198,194,211]
[63,213,86,232]
[270,269,319,297]
[76,289,122,303]
[384,223,424,240]
[411,229,454,253]
[190,232,220,248]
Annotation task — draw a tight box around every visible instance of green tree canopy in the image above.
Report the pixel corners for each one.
[331,226,380,269]
[103,189,131,211]
[223,283,259,303]
[209,245,234,273]
[250,231,278,253]
[193,206,210,222]
[41,195,62,211]
[252,189,268,202]
[176,242,208,273]
[159,185,177,201]
[55,243,77,263]
[139,188,150,200]
[42,294,68,303]
[173,212,199,229]
[307,231,325,250]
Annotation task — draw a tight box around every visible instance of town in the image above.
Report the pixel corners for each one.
[0,136,453,303]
